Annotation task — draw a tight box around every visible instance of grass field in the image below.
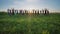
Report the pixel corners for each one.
[0,12,60,34]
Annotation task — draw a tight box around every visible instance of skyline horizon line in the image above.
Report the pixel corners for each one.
[0,8,60,13]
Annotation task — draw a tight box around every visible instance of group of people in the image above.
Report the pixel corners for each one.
[7,8,49,15]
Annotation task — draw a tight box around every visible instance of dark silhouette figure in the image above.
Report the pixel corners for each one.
[7,9,11,15]
[19,10,23,14]
[22,10,24,15]
[7,9,10,14]
[32,10,35,14]
[40,10,41,14]
[35,10,36,14]
[12,8,14,15]
[25,10,28,14]
[37,10,39,14]
[44,9,49,14]
[42,9,44,14]
[15,10,18,14]
[16,10,18,14]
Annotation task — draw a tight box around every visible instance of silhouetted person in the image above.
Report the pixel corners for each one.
[19,10,22,14]
[47,9,49,14]
[15,10,18,15]
[32,10,35,14]
[40,10,41,14]
[16,10,18,14]
[35,10,36,14]
[7,9,10,14]
[44,9,49,14]
[25,10,28,14]
[7,9,11,15]
[12,8,14,15]
[37,10,39,14]
[24,10,26,14]
[45,9,47,14]
[42,9,44,14]
[22,10,24,15]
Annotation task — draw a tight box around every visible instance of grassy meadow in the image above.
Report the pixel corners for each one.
[0,12,60,34]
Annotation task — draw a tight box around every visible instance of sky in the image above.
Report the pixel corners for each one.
[0,0,60,12]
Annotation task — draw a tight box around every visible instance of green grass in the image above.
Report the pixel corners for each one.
[0,13,60,34]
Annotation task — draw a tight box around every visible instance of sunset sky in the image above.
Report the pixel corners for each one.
[0,0,60,12]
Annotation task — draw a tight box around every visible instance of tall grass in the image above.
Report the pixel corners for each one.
[0,12,60,34]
